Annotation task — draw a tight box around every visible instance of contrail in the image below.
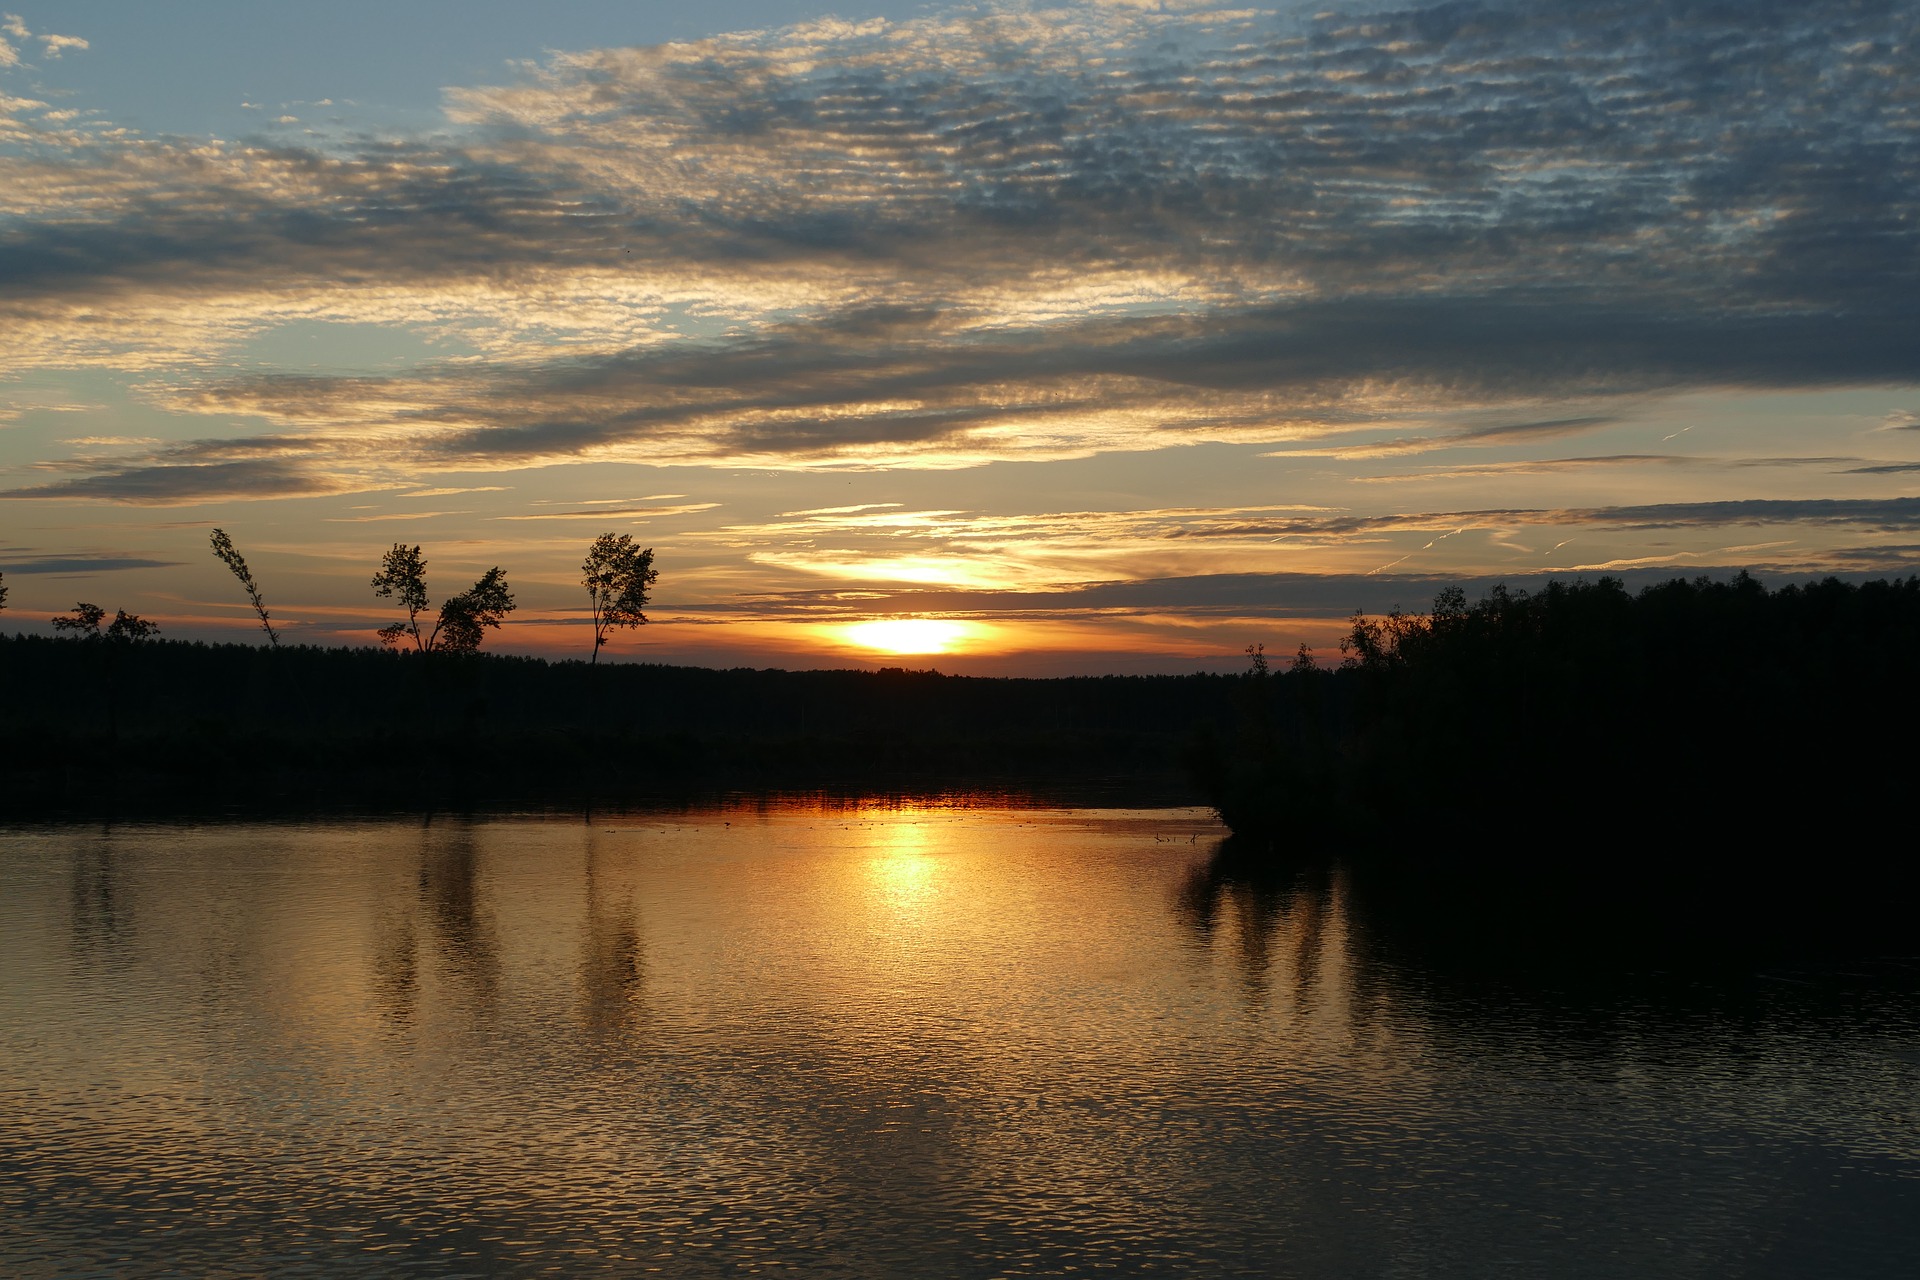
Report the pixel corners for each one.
[1366,527,1463,576]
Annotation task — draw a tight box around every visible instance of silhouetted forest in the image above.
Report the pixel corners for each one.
[0,636,1237,815]
[1191,573,1920,934]
[8,570,1919,879]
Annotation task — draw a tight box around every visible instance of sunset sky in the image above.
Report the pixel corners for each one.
[2,0,1915,673]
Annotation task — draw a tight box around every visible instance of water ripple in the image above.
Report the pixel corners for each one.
[1,806,1915,1277]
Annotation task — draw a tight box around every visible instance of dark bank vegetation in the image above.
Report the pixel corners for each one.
[1190,573,1920,954]
[0,636,1238,816]
[1196,572,1920,841]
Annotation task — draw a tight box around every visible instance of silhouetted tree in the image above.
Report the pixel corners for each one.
[53,602,106,637]
[582,533,657,664]
[371,543,516,654]
[106,610,159,642]
[0,569,8,615]
[435,567,516,655]
[372,544,431,650]
[1338,601,1430,670]
[209,528,279,646]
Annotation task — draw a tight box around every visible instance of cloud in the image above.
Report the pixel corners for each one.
[1,0,1917,495]
[781,503,903,518]
[1348,453,1688,482]
[495,501,720,520]
[1560,496,1920,533]
[688,562,1910,625]
[1263,414,1630,461]
[74,287,1914,497]
[0,14,78,65]
[1812,543,1920,571]
[321,509,464,523]
[666,493,1920,601]
[1141,496,1920,539]
[0,554,181,574]
[0,459,362,505]
[1357,453,1893,482]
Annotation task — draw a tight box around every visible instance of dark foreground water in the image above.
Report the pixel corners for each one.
[2,804,1915,1278]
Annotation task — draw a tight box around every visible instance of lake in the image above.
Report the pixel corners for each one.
[2,803,1915,1277]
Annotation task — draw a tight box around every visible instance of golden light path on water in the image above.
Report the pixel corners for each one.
[1,802,1916,1276]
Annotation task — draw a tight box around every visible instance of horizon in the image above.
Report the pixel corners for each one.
[9,562,1913,678]
[2,1,1916,675]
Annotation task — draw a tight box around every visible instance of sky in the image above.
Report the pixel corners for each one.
[1,0,1916,674]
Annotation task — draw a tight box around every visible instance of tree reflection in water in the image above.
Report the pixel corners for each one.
[67,830,133,971]
[419,821,501,1008]
[370,818,503,1031]
[578,831,645,1037]
[1175,838,1360,1031]
[1176,834,1920,1069]
[7,811,1913,1278]
[371,897,419,1031]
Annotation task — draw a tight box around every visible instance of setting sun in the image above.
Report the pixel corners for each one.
[841,618,976,656]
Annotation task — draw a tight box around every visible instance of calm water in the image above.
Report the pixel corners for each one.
[2,804,1915,1277]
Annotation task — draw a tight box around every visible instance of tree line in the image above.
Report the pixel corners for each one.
[1193,572,1920,864]
[0,634,1233,815]
[12,531,657,661]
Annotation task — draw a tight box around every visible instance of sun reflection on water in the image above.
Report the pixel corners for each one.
[4,807,1917,1277]
[863,817,942,927]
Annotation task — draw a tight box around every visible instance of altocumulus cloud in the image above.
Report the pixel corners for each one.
[1,0,1917,501]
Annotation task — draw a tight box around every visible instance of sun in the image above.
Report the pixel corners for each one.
[841,618,975,656]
